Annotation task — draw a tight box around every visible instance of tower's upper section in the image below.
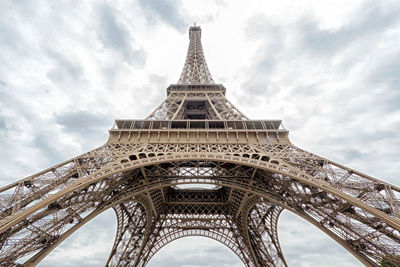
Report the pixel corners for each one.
[178,26,215,85]
[110,25,288,142]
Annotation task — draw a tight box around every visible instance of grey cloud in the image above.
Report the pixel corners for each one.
[245,16,283,68]
[369,56,400,91]
[330,130,398,149]
[100,64,121,90]
[296,18,352,55]
[55,110,110,136]
[34,133,66,165]
[243,1,400,81]
[0,117,5,130]
[357,86,400,114]
[383,94,400,113]
[0,13,26,56]
[296,2,400,57]
[242,17,285,97]
[291,84,318,97]
[342,149,368,162]
[150,73,167,86]
[243,77,272,97]
[45,49,84,85]
[99,4,146,67]
[138,0,187,33]
[239,0,400,122]
[0,87,36,122]
[135,74,169,117]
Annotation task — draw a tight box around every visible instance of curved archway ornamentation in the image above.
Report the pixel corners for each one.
[1,145,400,266]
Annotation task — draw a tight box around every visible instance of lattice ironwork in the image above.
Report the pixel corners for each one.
[1,25,400,267]
[178,26,214,85]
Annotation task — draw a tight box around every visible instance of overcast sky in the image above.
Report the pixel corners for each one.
[1,0,400,266]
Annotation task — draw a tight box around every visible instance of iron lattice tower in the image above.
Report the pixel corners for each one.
[1,26,400,267]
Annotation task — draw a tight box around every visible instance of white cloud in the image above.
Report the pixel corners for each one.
[0,0,399,266]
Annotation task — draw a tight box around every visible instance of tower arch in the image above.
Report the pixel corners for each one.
[3,155,397,266]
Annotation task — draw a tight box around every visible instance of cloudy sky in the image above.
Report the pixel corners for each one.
[1,0,400,266]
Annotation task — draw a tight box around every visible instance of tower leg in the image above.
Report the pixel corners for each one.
[106,200,150,267]
[247,203,287,267]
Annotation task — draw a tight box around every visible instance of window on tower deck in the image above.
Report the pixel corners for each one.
[184,101,208,120]
[186,101,206,110]
[187,114,206,120]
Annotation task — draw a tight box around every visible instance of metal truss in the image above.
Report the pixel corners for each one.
[145,92,248,120]
[178,25,214,85]
[1,25,400,267]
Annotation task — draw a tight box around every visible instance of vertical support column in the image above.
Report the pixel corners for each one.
[106,198,151,267]
[206,94,223,120]
[238,197,287,267]
[171,94,187,120]
[247,203,287,267]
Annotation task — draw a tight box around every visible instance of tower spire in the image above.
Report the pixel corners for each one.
[178,25,215,85]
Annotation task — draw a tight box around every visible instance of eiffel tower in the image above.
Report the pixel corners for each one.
[1,25,400,267]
